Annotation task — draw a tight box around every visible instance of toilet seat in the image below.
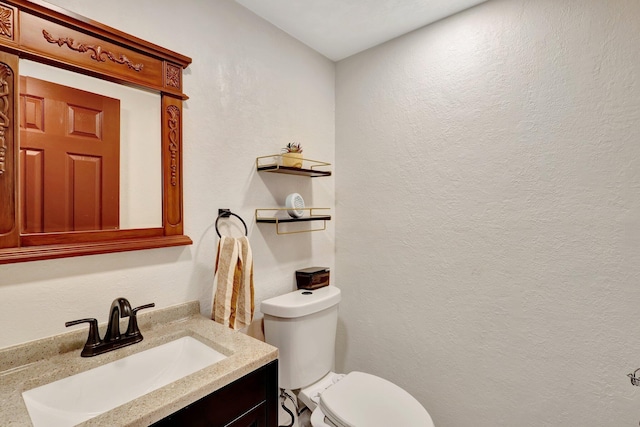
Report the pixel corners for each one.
[310,406,337,427]
[312,371,434,427]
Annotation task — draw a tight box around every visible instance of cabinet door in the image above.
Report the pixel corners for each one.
[152,361,278,427]
[225,402,266,427]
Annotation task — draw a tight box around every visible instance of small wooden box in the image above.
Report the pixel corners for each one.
[296,267,330,290]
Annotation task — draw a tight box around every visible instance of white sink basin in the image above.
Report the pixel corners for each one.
[22,336,227,427]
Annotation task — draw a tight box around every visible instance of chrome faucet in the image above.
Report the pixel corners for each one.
[65,297,155,357]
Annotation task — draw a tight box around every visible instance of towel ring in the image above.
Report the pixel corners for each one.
[215,209,248,238]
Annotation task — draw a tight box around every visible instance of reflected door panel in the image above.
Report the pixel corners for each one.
[19,76,120,233]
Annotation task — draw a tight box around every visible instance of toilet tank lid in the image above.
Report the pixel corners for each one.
[261,286,341,318]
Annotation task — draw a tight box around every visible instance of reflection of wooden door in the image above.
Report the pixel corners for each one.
[19,76,120,233]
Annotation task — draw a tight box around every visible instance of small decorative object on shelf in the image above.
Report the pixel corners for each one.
[281,142,304,168]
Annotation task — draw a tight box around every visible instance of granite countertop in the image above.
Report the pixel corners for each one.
[0,301,278,426]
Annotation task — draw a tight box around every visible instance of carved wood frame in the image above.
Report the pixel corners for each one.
[0,0,193,263]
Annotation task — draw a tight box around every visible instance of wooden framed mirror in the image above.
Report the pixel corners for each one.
[0,0,192,263]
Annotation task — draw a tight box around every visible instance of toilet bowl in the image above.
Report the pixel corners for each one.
[303,371,433,427]
[260,286,435,427]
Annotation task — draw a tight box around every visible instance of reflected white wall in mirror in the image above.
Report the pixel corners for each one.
[19,59,162,229]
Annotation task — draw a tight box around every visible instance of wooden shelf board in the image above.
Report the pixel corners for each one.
[256,215,332,224]
[257,165,332,177]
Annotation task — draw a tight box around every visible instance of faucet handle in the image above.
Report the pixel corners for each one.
[125,303,155,337]
[65,318,101,357]
[133,303,155,313]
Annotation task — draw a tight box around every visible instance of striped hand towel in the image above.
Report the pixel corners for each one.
[212,236,254,329]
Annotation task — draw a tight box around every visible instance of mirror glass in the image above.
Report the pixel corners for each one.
[19,59,162,231]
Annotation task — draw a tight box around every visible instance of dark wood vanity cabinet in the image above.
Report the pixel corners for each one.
[152,360,278,427]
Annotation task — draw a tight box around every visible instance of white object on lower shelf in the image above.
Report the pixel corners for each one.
[285,193,305,218]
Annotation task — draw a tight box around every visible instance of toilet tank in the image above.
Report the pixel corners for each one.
[261,286,341,390]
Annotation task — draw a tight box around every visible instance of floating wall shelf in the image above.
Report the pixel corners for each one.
[256,155,332,177]
[255,208,331,235]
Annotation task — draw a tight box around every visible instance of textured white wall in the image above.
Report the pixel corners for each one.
[0,0,335,349]
[335,0,640,425]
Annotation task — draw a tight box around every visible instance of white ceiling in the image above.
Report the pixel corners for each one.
[234,0,488,61]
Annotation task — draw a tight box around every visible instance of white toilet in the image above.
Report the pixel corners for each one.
[261,286,435,427]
